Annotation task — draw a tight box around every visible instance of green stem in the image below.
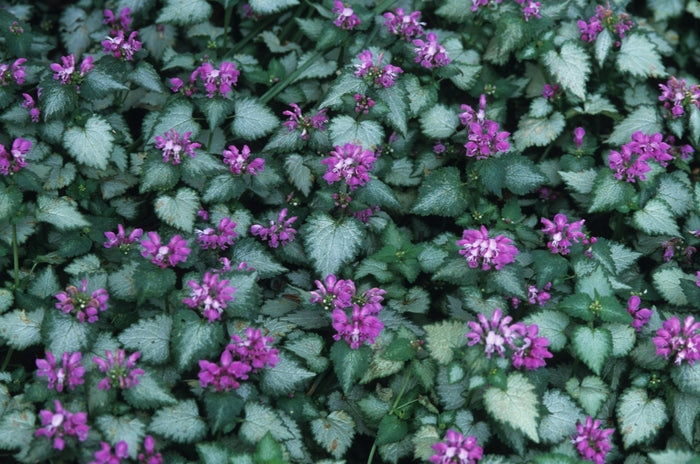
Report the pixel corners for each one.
[223,2,234,50]
[260,49,324,104]
[12,223,19,287]
[367,373,411,464]
[1,348,13,372]
[229,14,278,56]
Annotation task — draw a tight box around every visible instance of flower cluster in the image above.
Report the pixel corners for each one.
[459,94,510,159]
[354,49,403,88]
[430,429,483,464]
[0,137,32,175]
[140,231,191,268]
[35,400,89,450]
[578,2,634,45]
[89,441,129,464]
[457,225,518,270]
[196,216,238,250]
[571,416,614,464]
[661,236,695,264]
[222,144,265,174]
[190,61,240,98]
[310,274,357,310]
[199,328,278,391]
[35,351,85,392]
[353,93,375,114]
[354,205,380,223]
[50,54,94,86]
[540,214,587,255]
[321,143,377,190]
[0,57,26,85]
[542,83,561,101]
[154,129,201,165]
[282,103,328,139]
[608,131,673,182]
[626,295,652,332]
[526,282,552,306]
[55,279,109,323]
[138,435,163,464]
[104,224,143,249]
[658,76,700,118]
[383,7,424,41]
[22,91,40,122]
[653,315,700,365]
[466,308,553,370]
[93,349,145,390]
[102,30,141,60]
[103,7,132,33]
[183,271,236,322]
[413,32,451,69]
[332,1,360,30]
[250,208,297,248]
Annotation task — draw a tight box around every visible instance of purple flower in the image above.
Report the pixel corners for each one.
[653,315,700,365]
[229,327,280,370]
[430,429,483,464]
[310,274,356,310]
[383,7,424,41]
[183,272,236,322]
[527,282,551,306]
[222,144,265,175]
[35,351,85,392]
[35,400,89,450]
[250,208,298,248]
[465,120,510,159]
[196,217,238,250]
[198,349,252,391]
[471,0,502,12]
[332,1,360,30]
[140,231,191,268]
[574,126,586,148]
[579,3,634,45]
[511,324,553,370]
[321,143,377,190]
[608,144,651,182]
[413,32,451,68]
[0,137,32,175]
[0,58,26,85]
[50,54,93,85]
[55,279,109,323]
[354,49,403,88]
[626,295,652,332]
[190,61,240,98]
[89,441,129,464]
[282,103,328,139]
[542,83,560,100]
[577,18,603,42]
[466,308,525,359]
[138,435,163,464]
[22,92,40,123]
[104,224,143,249]
[154,129,201,165]
[102,30,142,60]
[93,349,145,390]
[354,206,379,223]
[457,225,518,270]
[103,7,132,34]
[332,305,383,349]
[514,0,541,21]
[540,214,587,255]
[659,76,700,118]
[571,416,614,464]
[628,131,673,166]
[354,93,375,114]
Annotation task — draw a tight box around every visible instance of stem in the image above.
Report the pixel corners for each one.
[12,223,19,288]
[228,14,278,56]
[260,49,324,104]
[367,373,411,464]
[1,348,13,372]
[223,2,234,50]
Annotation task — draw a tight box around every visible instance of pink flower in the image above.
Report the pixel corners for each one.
[540,214,586,255]
[0,58,26,85]
[222,144,265,175]
[332,1,360,30]
[466,308,525,359]
[471,0,502,12]
[104,224,143,249]
[103,7,132,34]
[513,0,541,21]
[50,55,76,84]
[354,93,375,114]
[93,349,145,390]
[250,208,298,248]
[413,32,451,68]
[55,279,109,323]
[354,49,403,88]
[191,61,240,98]
[430,429,483,464]
[457,225,518,270]
[140,231,191,268]
[542,83,560,100]
[154,129,201,165]
[579,2,634,45]
[282,103,328,139]
[571,416,614,464]
[102,30,142,60]
[196,217,238,250]
[183,272,236,322]
[321,143,377,190]
[461,95,510,159]
[137,435,163,464]
[659,76,700,118]
[229,327,279,371]
[89,441,129,464]
[627,295,652,332]
[653,315,700,365]
[198,351,252,391]
[310,274,356,310]
[527,282,551,306]
[574,126,586,148]
[22,92,40,123]
[35,351,85,392]
[383,7,424,41]
[35,400,89,450]
[0,137,32,175]
[332,305,383,349]
[511,324,553,370]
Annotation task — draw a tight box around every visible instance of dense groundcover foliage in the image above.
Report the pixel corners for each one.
[1,0,700,462]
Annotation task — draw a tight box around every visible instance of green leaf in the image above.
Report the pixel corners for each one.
[149,100,200,142]
[303,213,365,277]
[689,106,700,147]
[294,51,337,81]
[653,266,690,306]
[0,408,35,451]
[118,315,172,365]
[503,155,546,195]
[566,375,609,417]
[483,16,524,65]
[597,296,633,324]
[616,33,665,78]
[538,390,584,444]
[329,115,384,148]
[411,167,468,217]
[617,387,668,449]
[607,106,661,146]
[80,68,129,100]
[559,168,597,195]
[197,442,230,464]
[656,172,693,216]
[240,403,294,444]
[140,158,180,193]
[203,174,246,203]
[560,293,594,322]
[633,199,680,235]
[157,0,212,25]
[131,61,165,93]
[531,250,569,288]
[253,432,286,463]
[376,414,408,446]
[29,266,59,299]
[523,310,569,352]
[311,410,355,459]
[123,371,177,409]
[377,84,408,136]
[425,320,469,365]
[36,195,90,230]
[329,342,371,393]
[0,288,13,314]
[261,353,315,395]
[249,0,299,14]
[594,29,613,66]
[150,400,207,444]
[671,362,700,395]
[513,112,565,151]
[284,154,312,197]
[134,266,176,303]
[0,308,44,349]
[285,334,328,372]
[571,326,612,375]
[673,391,700,444]
[0,185,21,222]
[609,242,642,274]
[404,75,437,117]
[649,449,700,464]
[603,322,635,357]
[232,98,279,140]
[588,170,634,213]
[231,239,287,279]
[543,42,590,100]
[355,177,401,211]
[319,73,367,109]
[419,104,459,139]
[155,187,199,232]
[96,414,145,457]
[484,372,540,443]
[203,390,245,434]
[171,309,224,372]
[43,310,91,355]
